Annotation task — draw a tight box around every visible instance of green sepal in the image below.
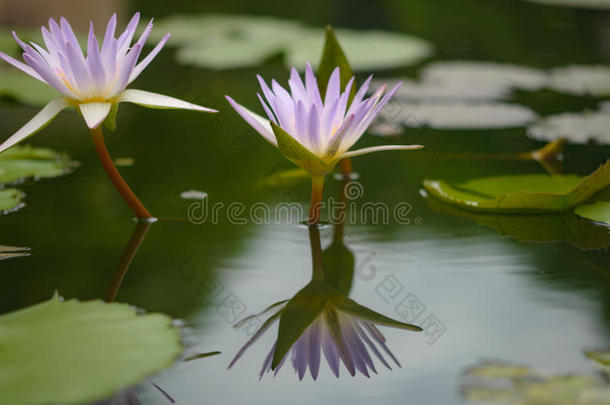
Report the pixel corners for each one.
[270,122,332,175]
[103,103,119,132]
[271,281,333,369]
[317,26,356,102]
[331,291,423,331]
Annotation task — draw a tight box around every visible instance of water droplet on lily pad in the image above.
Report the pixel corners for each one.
[378,101,537,130]
[528,110,610,144]
[0,294,182,405]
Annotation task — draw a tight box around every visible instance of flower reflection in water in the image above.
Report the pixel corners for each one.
[229,199,422,380]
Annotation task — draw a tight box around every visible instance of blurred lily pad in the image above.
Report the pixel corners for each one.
[0,294,182,405]
[527,110,610,145]
[525,0,610,9]
[0,145,77,184]
[286,28,432,71]
[423,160,610,213]
[462,360,610,405]
[153,14,433,70]
[0,67,60,106]
[0,188,24,213]
[574,201,610,225]
[379,102,537,130]
[548,66,610,96]
[372,62,547,102]
[0,245,30,260]
[426,197,610,250]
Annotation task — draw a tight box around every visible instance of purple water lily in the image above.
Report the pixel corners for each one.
[227,64,421,171]
[0,13,217,219]
[0,13,216,152]
[226,64,421,223]
[229,290,421,380]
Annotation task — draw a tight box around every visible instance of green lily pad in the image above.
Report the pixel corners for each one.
[0,294,182,405]
[0,145,77,184]
[423,160,610,213]
[574,201,610,225]
[287,27,432,71]
[0,67,59,107]
[0,245,30,260]
[154,14,432,71]
[462,360,610,405]
[0,188,24,213]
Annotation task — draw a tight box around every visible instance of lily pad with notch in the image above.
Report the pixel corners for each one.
[423,160,610,213]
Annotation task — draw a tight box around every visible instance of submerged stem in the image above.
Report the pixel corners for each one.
[105,221,151,302]
[91,126,152,219]
[308,175,325,224]
[309,224,324,281]
[339,158,353,178]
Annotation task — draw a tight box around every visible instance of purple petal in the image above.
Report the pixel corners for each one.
[117,12,141,55]
[0,51,45,82]
[305,62,323,110]
[324,67,341,106]
[129,33,170,84]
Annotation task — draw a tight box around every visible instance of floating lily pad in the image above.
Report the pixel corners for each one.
[0,67,59,107]
[423,160,610,213]
[0,145,77,184]
[548,66,610,97]
[525,0,610,9]
[0,188,24,213]
[462,360,610,405]
[574,201,610,225]
[154,14,433,70]
[528,110,610,145]
[287,28,433,71]
[0,294,182,405]
[379,101,537,130]
[371,62,547,102]
[0,245,30,260]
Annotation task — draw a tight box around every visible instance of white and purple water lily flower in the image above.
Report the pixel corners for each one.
[229,294,421,380]
[0,13,216,153]
[226,64,422,175]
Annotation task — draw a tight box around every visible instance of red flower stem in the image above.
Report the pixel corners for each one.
[91,126,153,219]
